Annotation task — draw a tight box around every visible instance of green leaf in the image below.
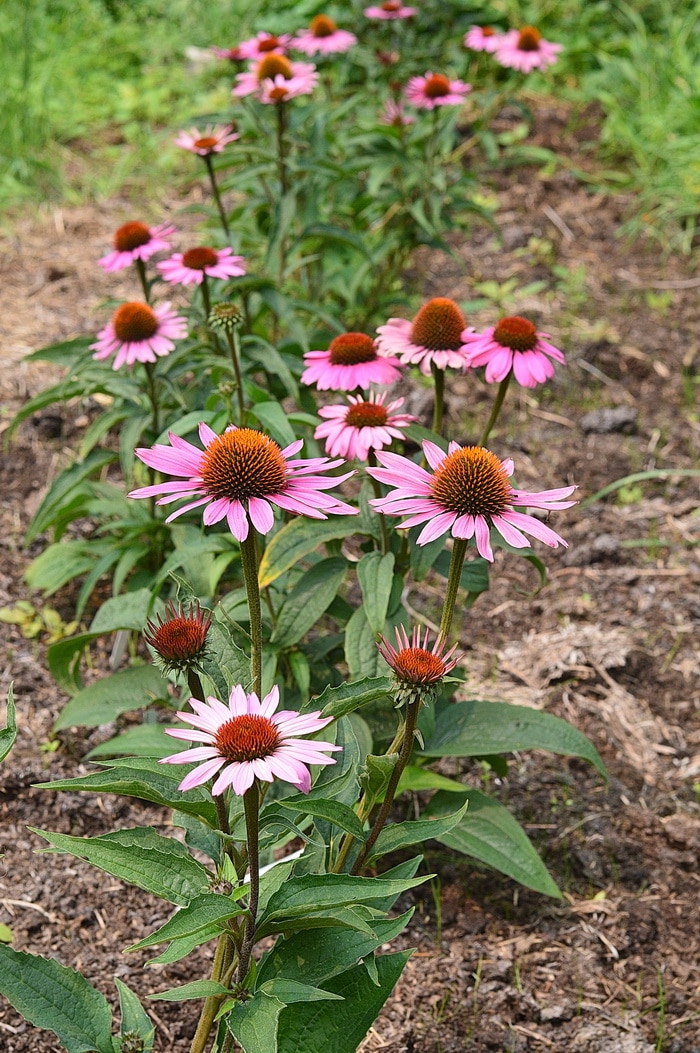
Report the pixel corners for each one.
[35,757,218,827]
[258,873,426,932]
[1,684,17,764]
[145,925,222,966]
[257,911,414,988]
[85,723,173,760]
[24,541,100,597]
[395,765,466,795]
[53,665,170,731]
[423,790,561,898]
[359,754,397,808]
[249,401,297,448]
[271,558,346,648]
[115,978,155,1051]
[344,607,380,679]
[259,517,361,588]
[356,552,395,634]
[25,451,117,544]
[32,826,210,905]
[89,589,153,633]
[433,551,490,598]
[276,797,365,841]
[422,700,607,778]
[201,613,252,697]
[0,945,114,1053]
[128,893,245,952]
[307,677,392,720]
[259,979,343,1004]
[275,951,412,1053]
[368,799,469,862]
[227,991,283,1053]
[150,980,231,1002]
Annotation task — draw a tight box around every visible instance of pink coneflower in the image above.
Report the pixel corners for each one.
[157,247,246,287]
[98,221,176,273]
[368,441,576,560]
[293,15,357,55]
[365,1,416,19]
[405,72,472,110]
[144,601,212,675]
[91,302,188,371]
[464,25,503,52]
[302,332,403,391]
[380,99,415,126]
[233,54,318,101]
[494,26,562,72]
[237,31,291,60]
[378,625,460,705]
[315,392,415,461]
[174,125,240,156]
[376,298,471,376]
[160,684,340,796]
[129,422,357,542]
[211,45,246,62]
[462,316,565,388]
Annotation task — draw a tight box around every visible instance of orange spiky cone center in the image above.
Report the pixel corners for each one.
[114,221,151,251]
[345,402,389,427]
[182,247,220,271]
[492,316,538,351]
[200,428,288,501]
[310,15,337,37]
[423,74,452,99]
[517,26,542,51]
[410,298,466,351]
[214,714,281,761]
[257,54,293,81]
[113,302,159,342]
[430,446,511,516]
[328,333,377,365]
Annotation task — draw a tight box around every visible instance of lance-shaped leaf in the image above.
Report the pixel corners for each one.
[422,700,606,779]
[32,826,210,905]
[304,676,392,719]
[128,892,247,952]
[0,945,114,1053]
[366,798,469,863]
[115,978,155,1052]
[258,517,361,588]
[227,990,283,1053]
[271,558,347,649]
[357,551,395,635]
[53,665,170,731]
[1,684,17,764]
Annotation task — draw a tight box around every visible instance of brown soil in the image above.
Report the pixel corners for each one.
[1,102,699,1053]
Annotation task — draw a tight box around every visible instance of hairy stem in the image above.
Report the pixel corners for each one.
[437,537,468,645]
[239,531,262,697]
[225,327,246,425]
[236,782,260,984]
[367,451,390,555]
[431,363,445,435]
[204,153,231,238]
[135,258,150,303]
[479,371,513,447]
[189,922,235,1053]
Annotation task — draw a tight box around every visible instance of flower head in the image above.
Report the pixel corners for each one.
[160,684,340,796]
[233,55,318,101]
[378,625,460,706]
[315,392,415,461]
[365,2,416,19]
[208,303,244,332]
[293,15,357,55]
[368,441,576,561]
[462,316,565,388]
[157,247,246,287]
[98,221,176,273]
[144,601,212,674]
[464,25,504,52]
[175,125,239,156]
[211,44,247,62]
[302,332,403,391]
[380,99,415,126]
[376,297,471,375]
[237,31,291,60]
[90,301,188,370]
[129,422,357,542]
[405,72,471,110]
[494,27,562,72]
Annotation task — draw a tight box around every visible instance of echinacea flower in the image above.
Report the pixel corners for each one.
[237,31,291,60]
[233,54,318,102]
[378,625,460,705]
[368,441,576,560]
[144,601,212,675]
[464,26,503,53]
[405,72,471,110]
[494,26,562,73]
[211,45,247,62]
[462,316,565,388]
[174,125,240,156]
[160,684,340,795]
[315,392,415,461]
[91,301,188,370]
[379,99,415,126]
[129,422,357,542]
[376,297,471,375]
[365,1,416,19]
[98,221,176,273]
[302,332,403,391]
[293,15,357,55]
[157,247,246,287]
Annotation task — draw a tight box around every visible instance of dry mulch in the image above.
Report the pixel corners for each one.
[1,101,699,1052]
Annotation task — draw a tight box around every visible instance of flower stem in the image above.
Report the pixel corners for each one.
[438,537,468,644]
[479,370,512,447]
[203,153,231,238]
[350,698,420,874]
[367,452,389,556]
[143,361,160,439]
[275,101,289,197]
[236,781,260,984]
[135,258,150,303]
[225,327,246,425]
[239,531,262,697]
[189,928,235,1053]
[431,363,445,435]
[200,273,212,321]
